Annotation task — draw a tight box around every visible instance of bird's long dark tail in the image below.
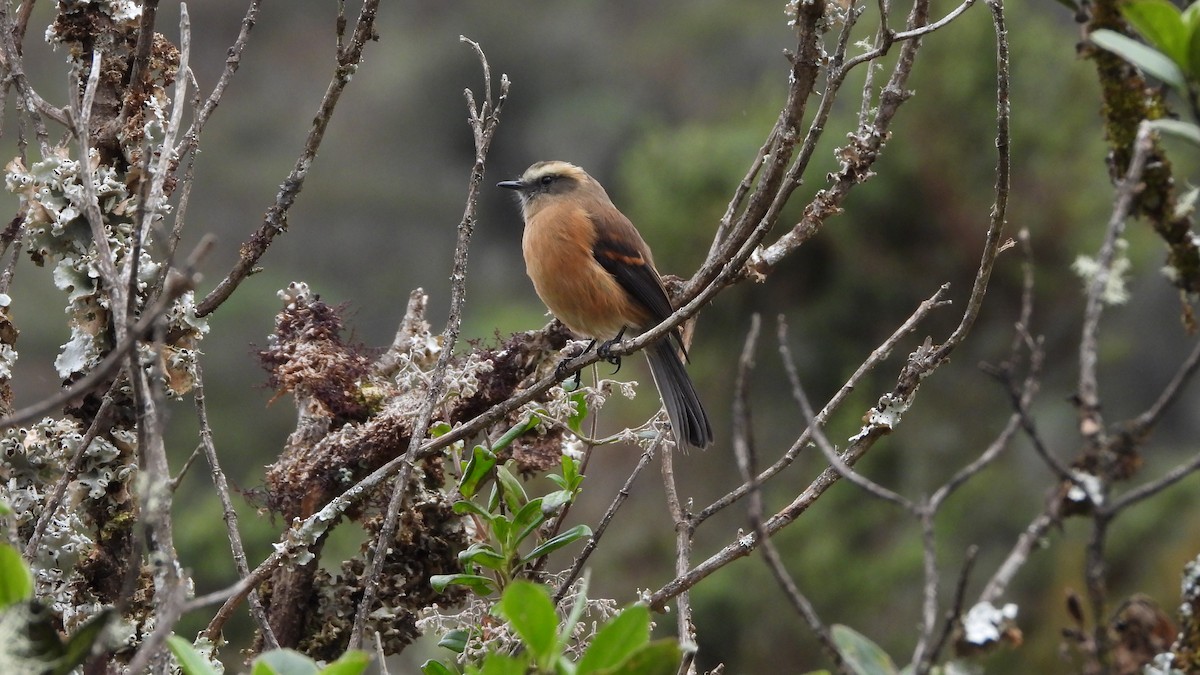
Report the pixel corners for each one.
[645,340,713,449]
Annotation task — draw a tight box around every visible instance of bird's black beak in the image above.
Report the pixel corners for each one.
[496,180,524,191]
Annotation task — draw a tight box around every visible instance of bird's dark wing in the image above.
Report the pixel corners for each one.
[590,212,688,356]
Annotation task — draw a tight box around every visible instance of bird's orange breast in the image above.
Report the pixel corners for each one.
[522,203,642,339]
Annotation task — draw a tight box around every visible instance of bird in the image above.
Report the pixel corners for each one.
[498,160,713,449]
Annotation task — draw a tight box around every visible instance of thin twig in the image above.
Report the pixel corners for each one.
[1127,336,1200,434]
[194,361,279,648]
[175,0,262,157]
[660,437,696,660]
[553,439,659,603]
[346,37,507,650]
[928,0,1011,362]
[119,0,161,127]
[979,509,1059,604]
[696,285,950,526]
[1077,122,1155,446]
[0,1,56,152]
[923,545,979,671]
[141,2,190,257]
[736,315,850,675]
[1108,450,1200,513]
[195,0,381,317]
[779,319,915,510]
[74,49,130,343]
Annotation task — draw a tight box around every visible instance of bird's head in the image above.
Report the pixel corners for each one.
[497,161,598,214]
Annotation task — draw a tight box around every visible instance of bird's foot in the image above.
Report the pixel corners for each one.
[597,332,626,374]
[556,339,597,386]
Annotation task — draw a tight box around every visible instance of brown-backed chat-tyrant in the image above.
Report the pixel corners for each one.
[498,161,713,449]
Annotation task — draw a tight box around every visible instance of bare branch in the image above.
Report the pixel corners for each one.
[979,509,1060,604]
[696,284,950,526]
[195,0,381,317]
[922,545,979,671]
[74,49,130,342]
[176,0,262,157]
[1127,336,1200,435]
[778,318,915,511]
[554,439,659,603]
[1108,450,1200,513]
[659,435,696,656]
[735,314,850,675]
[929,0,1011,360]
[194,362,279,649]
[1077,122,1155,445]
[346,37,508,650]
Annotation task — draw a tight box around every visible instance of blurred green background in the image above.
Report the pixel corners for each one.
[6,0,1200,672]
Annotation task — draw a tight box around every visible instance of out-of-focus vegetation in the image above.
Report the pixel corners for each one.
[4,0,1200,672]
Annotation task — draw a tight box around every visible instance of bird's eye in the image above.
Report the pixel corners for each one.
[539,175,554,186]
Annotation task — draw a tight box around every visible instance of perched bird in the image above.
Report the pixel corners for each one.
[498,160,713,449]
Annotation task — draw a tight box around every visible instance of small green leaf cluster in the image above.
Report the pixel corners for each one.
[1091,0,1200,144]
[168,637,369,675]
[432,415,591,596]
[422,580,681,675]
[802,626,974,675]
[0,541,112,675]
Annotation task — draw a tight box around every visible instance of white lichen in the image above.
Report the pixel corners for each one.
[962,601,1018,645]
[1145,652,1184,675]
[850,393,909,441]
[1072,239,1131,305]
[1066,470,1104,507]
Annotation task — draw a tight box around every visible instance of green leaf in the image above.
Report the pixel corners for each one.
[317,650,370,675]
[1184,0,1200,30]
[831,625,898,675]
[422,660,458,675]
[53,609,114,675]
[499,581,559,665]
[479,652,529,675]
[252,648,321,675]
[492,415,541,451]
[460,446,498,499]
[0,543,33,607]
[430,422,453,437]
[1149,117,1200,146]
[437,628,471,654]
[0,499,11,516]
[510,498,548,550]
[567,391,588,434]
[541,489,572,513]
[595,639,682,675]
[1121,0,1188,67]
[577,605,651,674]
[521,524,593,565]
[167,635,220,675]
[490,514,511,551]
[496,465,528,513]
[453,499,494,521]
[1189,10,1200,77]
[562,455,582,489]
[560,572,590,657]
[1090,28,1188,88]
[431,573,496,595]
[459,543,508,571]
